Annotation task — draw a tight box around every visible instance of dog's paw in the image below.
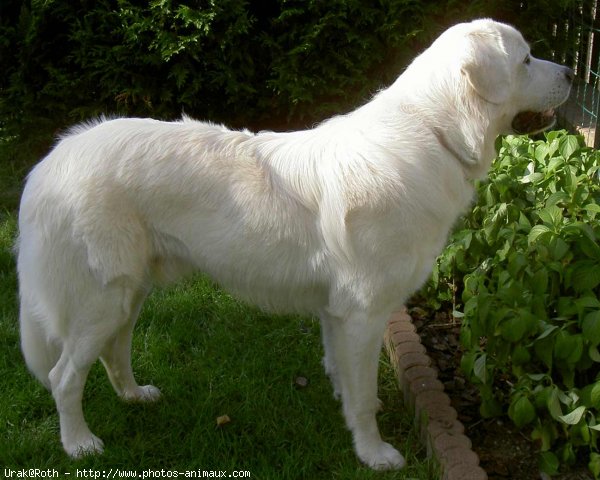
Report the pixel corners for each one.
[122,384,162,403]
[65,433,104,459]
[356,441,405,470]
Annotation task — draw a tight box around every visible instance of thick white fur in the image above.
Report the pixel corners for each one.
[17,19,572,468]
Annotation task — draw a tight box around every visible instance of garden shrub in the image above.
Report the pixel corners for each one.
[0,0,426,140]
[1,0,577,159]
[423,131,600,476]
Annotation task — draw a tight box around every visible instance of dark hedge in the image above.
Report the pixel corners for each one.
[0,0,576,149]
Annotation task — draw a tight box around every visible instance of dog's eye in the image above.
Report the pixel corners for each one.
[524,55,531,65]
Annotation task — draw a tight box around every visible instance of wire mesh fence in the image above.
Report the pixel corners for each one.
[555,0,600,147]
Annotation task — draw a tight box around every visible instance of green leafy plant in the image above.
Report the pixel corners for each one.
[422,131,600,476]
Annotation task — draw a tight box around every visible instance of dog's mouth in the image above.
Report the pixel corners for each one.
[511,109,556,135]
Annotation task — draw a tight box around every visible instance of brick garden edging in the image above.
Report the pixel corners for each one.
[384,309,488,480]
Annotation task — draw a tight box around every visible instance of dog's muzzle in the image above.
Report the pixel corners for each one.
[511,67,574,135]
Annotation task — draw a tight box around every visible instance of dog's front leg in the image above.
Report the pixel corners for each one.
[321,310,405,470]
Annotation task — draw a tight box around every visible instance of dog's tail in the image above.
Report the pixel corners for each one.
[19,298,61,390]
[17,232,61,390]
[16,158,67,390]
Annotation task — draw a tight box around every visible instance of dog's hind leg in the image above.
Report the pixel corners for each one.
[100,287,161,403]
[322,309,405,470]
[319,311,342,400]
[49,341,105,458]
[50,281,149,458]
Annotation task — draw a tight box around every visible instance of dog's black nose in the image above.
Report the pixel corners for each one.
[564,67,575,83]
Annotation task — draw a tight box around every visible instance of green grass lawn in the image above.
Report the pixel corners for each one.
[0,210,437,479]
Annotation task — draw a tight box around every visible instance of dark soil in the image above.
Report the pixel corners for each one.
[409,307,593,480]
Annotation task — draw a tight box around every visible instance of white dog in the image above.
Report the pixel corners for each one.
[17,19,572,469]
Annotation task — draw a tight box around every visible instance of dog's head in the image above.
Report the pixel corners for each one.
[391,19,574,178]
[459,19,573,135]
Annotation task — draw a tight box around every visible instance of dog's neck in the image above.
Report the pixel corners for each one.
[430,125,495,181]
[394,103,496,181]
[431,126,478,172]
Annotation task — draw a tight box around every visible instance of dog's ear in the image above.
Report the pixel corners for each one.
[461,32,511,104]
